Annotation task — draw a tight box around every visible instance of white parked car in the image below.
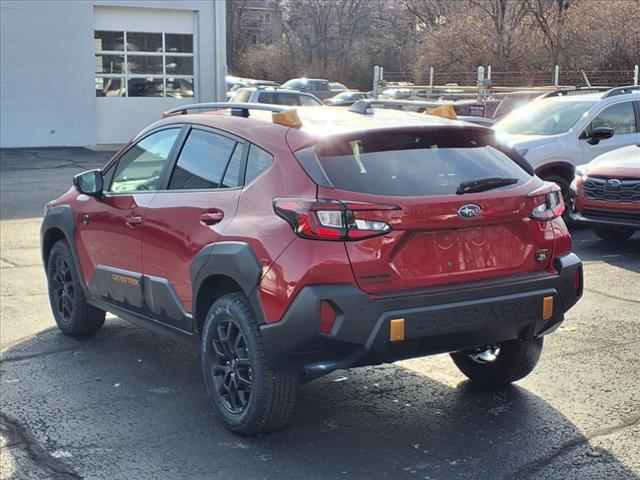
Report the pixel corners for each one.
[494,86,640,201]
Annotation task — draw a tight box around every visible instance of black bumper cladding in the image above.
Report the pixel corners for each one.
[570,209,640,229]
[260,253,583,374]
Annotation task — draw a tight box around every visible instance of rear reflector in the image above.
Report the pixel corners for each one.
[389,318,405,342]
[574,266,583,297]
[319,301,337,334]
[542,296,554,320]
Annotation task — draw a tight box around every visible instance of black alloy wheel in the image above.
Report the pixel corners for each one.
[50,254,75,324]
[209,318,253,414]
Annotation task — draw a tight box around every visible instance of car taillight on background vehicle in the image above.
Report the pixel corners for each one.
[528,183,565,221]
[273,198,398,241]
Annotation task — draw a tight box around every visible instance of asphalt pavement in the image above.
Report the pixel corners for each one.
[1,147,638,480]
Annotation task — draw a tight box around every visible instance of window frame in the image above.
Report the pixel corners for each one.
[243,143,275,187]
[102,124,276,194]
[95,30,195,98]
[580,100,639,139]
[102,125,188,196]
[161,125,250,193]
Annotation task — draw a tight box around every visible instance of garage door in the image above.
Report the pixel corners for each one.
[94,6,197,144]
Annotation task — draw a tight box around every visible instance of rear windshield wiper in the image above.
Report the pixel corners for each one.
[456,177,519,194]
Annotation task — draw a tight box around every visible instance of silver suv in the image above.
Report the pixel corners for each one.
[230,87,323,107]
[494,86,640,199]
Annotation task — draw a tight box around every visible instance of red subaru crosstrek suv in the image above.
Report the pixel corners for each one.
[570,144,640,240]
[41,102,583,435]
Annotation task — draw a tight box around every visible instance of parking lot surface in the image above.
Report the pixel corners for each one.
[1,148,639,480]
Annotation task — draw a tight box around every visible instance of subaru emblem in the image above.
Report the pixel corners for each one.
[606,179,622,188]
[458,204,482,219]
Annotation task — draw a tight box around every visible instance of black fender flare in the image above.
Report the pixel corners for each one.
[40,205,89,295]
[190,241,266,328]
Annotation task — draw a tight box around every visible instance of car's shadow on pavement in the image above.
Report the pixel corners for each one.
[571,225,640,275]
[2,321,637,480]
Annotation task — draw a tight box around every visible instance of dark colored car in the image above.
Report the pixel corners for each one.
[281,78,333,100]
[41,102,583,435]
[570,144,640,240]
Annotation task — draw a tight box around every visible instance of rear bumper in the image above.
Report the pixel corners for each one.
[261,253,583,373]
[570,208,640,229]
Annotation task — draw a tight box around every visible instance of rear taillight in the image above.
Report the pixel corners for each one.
[528,183,564,221]
[273,198,399,241]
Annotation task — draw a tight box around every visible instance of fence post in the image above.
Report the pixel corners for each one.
[477,66,485,103]
[487,65,492,80]
[429,66,434,88]
[373,65,381,97]
[634,65,639,86]
[553,65,559,88]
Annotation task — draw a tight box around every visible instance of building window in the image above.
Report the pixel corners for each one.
[95,30,194,98]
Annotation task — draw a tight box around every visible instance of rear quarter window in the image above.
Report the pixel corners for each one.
[245,145,274,185]
[312,130,531,196]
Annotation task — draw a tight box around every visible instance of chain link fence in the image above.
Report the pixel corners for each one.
[373,65,639,118]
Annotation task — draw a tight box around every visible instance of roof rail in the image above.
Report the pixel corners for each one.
[538,87,609,99]
[601,85,640,98]
[162,102,290,118]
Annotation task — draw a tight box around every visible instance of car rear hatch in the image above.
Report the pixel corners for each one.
[292,126,563,294]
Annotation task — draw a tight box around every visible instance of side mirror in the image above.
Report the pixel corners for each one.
[73,169,104,197]
[587,127,614,145]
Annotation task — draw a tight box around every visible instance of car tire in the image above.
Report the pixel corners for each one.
[46,239,105,337]
[201,293,298,435]
[543,174,573,224]
[450,337,543,387]
[592,225,635,241]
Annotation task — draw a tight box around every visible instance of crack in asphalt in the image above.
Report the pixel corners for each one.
[585,287,640,305]
[509,415,640,479]
[0,413,82,479]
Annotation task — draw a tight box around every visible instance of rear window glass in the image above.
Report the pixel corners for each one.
[314,131,530,196]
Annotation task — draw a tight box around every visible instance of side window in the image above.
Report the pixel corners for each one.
[591,102,637,135]
[300,95,321,106]
[109,128,180,193]
[274,93,301,106]
[245,144,273,185]
[258,92,275,104]
[168,129,236,190]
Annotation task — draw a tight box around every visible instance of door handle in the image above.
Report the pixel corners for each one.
[126,215,143,228]
[199,210,224,226]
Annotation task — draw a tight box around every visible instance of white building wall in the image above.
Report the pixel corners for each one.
[0,1,96,147]
[0,0,226,148]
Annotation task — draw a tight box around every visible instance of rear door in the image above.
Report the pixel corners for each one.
[140,126,246,329]
[312,128,557,294]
